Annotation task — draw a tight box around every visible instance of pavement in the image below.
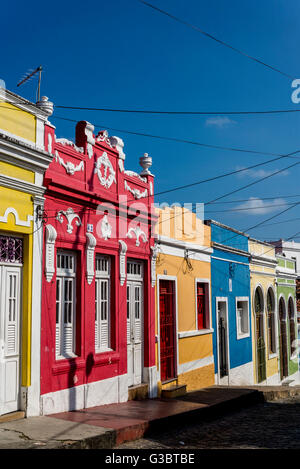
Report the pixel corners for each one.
[0,385,300,449]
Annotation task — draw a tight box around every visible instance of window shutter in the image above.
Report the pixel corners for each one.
[5,272,19,356]
[134,285,142,343]
[95,257,111,352]
[55,252,76,359]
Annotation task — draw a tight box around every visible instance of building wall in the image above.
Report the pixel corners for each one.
[277,282,298,378]
[249,239,279,384]
[40,121,156,414]
[0,94,52,416]
[155,211,214,393]
[208,221,253,385]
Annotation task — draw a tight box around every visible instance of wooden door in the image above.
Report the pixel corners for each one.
[159,280,176,382]
[0,265,22,415]
[127,279,143,387]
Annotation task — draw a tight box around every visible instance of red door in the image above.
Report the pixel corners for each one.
[159,280,176,382]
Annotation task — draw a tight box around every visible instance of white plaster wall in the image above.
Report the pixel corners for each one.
[228,362,255,386]
[40,375,128,416]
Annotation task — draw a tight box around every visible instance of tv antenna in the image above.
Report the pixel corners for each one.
[17,65,43,101]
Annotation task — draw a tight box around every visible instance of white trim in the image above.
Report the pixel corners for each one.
[0,174,45,197]
[40,374,128,415]
[0,133,52,172]
[235,296,250,340]
[215,297,230,385]
[178,329,214,338]
[0,207,34,227]
[178,355,214,375]
[27,205,43,416]
[211,255,249,266]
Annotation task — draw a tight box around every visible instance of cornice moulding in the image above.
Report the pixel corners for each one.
[0,134,53,172]
[212,241,250,258]
[0,174,46,196]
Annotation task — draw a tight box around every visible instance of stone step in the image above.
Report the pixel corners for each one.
[0,411,25,424]
[128,383,149,401]
[161,384,187,399]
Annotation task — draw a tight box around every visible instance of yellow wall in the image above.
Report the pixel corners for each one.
[155,210,214,392]
[0,161,35,183]
[0,186,33,387]
[0,102,36,142]
[156,206,211,247]
[249,239,278,383]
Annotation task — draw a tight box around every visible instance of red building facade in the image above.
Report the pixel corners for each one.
[40,120,157,415]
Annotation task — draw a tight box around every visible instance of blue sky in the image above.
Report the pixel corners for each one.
[2,0,300,243]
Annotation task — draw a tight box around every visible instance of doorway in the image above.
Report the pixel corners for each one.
[159,279,176,382]
[217,298,229,384]
[127,260,144,387]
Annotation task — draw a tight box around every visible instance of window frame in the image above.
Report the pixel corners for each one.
[55,250,77,360]
[266,287,277,357]
[195,278,211,331]
[95,254,112,354]
[235,296,250,340]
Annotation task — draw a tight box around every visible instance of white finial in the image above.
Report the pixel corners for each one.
[36,96,54,116]
[139,152,152,176]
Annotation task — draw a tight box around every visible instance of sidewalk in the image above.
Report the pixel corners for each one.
[0,385,299,449]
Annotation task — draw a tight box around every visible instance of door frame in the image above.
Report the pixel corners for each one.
[216,297,230,385]
[253,284,267,383]
[278,294,289,380]
[157,275,178,383]
[0,262,23,416]
[127,260,144,387]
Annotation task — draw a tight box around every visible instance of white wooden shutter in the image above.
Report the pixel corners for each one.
[127,285,131,345]
[95,256,111,352]
[5,271,20,356]
[56,252,76,359]
[63,278,74,354]
[134,285,142,343]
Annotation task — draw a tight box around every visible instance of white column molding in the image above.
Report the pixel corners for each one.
[119,240,127,286]
[151,245,158,287]
[85,122,95,159]
[86,232,97,285]
[45,224,57,282]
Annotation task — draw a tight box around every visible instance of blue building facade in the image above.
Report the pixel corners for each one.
[205,220,254,385]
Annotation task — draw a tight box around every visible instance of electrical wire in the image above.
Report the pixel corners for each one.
[52,114,300,160]
[137,0,295,79]
[6,101,300,116]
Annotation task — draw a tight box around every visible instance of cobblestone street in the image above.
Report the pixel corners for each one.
[116,396,300,450]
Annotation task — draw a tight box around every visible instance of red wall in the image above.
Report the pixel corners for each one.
[40,121,155,395]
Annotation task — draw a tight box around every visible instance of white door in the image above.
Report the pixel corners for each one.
[0,265,22,415]
[127,274,143,387]
[217,299,229,385]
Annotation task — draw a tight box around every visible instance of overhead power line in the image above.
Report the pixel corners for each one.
[137,0,295,79]
[6,101,300,116]
[52,114,300,160]
[207,194,300,205]
[55,105,300,115]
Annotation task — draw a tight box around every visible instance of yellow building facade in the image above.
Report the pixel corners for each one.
[0,88,53,416]
[154,207,214,395]
[249,238,280,385]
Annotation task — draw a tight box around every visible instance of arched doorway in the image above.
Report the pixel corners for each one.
[279,297,289,379]
[267,288,276,355]
[254,287,266,383]
[288,297,296,359]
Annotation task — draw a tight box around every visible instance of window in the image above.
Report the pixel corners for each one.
[267,288,276,354]
[56,251,77,359]
[196,282,209,330]
[288,297,296,357]
[95,255,111,352]
[236,298,250,339]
